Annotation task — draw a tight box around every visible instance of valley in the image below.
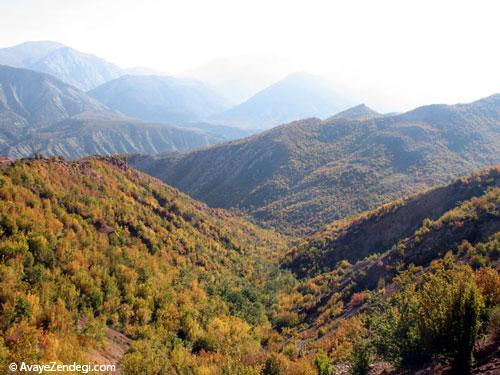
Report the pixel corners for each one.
[0,33,499,374]
[0,156,498,374]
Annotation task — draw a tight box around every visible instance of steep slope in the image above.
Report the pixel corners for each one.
[282,170,500,321]
[30,46,123,91]
[285,165,500,277]
[89,74,230,124]
[0,156,289,373]
[0,65,224,159]
[129,94,500,235]
[209,72,353,129]
[0,63,107,130]
[6,114,222,160]
[0,41,123,90]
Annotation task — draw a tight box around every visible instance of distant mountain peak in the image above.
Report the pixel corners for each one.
[9,40,66,49]
[0,41,123,91]
[88,74,230,125]
[475,93,500,105]
[328,103,382,121]
[209,72,353,129]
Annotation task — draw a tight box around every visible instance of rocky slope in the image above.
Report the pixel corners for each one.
[0,65,226,159]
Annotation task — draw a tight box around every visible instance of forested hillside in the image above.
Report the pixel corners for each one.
[286,166,500,277]
[0,157,498,374]
[327,104,382,121]
[276,166,500,373]
[129,94,500,235]
[1,2,499,373]
[0,156,295,373]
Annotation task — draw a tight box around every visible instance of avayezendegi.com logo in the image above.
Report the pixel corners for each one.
[8,361,116,373]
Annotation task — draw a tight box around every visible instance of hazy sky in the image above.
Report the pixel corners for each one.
[1,0,499,111]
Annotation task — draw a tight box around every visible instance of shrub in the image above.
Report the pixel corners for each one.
[349,340,372,375]
[417,258,484,373]
[475,267,500,307]
[275,312,299,332]
[369,257,486,373]
[263,355,283,375]
[315,351,334,375]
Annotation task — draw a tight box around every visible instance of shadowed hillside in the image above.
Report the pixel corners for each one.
[129,94,500,235]
[275,167,500,373]
[285,166,500,277]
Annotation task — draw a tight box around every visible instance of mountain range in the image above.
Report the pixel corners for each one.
[129,94,500,234]
[0,65,228,159]
[0,42,362,133]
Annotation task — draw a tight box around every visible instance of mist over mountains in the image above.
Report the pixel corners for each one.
[0,41,123,91]
[2,40,499,232]
[0,41,361,137]
[182,54,301,104]
[209,72,354,129]
[0,65,226,159]
[89,74,231,125]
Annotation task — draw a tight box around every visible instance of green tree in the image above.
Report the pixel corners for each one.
[315,351,334,375]
[417,257,484,374]
[263,355,282,375]
[448,280,483,373]
[349,340,372,375]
